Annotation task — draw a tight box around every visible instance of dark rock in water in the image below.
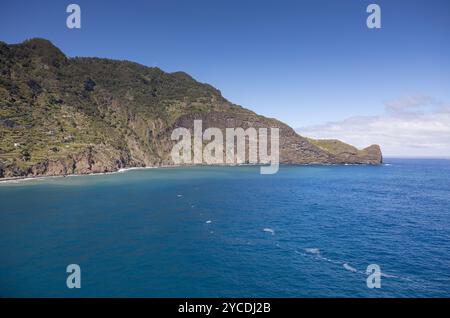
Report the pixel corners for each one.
[0,38,382,179]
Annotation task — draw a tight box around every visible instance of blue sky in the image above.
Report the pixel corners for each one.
[1,0,450,156]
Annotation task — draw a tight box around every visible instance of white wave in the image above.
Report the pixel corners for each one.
[295,250,307,257]
[317,255,334,262]
[343,263,357,273]
[206,220,212,224]
[263,228,275,235]
[293,246,408,281]
[380,272,397,278]
[305,248,320,255]
[118,166,159,172]
[118,167,138,172]
[0,177,42,184]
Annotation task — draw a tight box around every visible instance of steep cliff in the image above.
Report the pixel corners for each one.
[0,38,382,179]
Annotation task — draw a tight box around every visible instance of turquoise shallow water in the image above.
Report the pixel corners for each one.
[1,159,450,297]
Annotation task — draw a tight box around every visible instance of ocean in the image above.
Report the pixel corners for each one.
[0,158,449,297]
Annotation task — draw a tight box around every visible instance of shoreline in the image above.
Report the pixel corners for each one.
[0,162,389,184]
[0,165,178,184]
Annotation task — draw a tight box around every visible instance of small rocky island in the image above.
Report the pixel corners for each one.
[0,38,382,179]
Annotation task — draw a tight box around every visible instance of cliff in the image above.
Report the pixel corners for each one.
[0,38,382,179]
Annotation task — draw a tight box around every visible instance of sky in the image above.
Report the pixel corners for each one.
[1,0,450,157]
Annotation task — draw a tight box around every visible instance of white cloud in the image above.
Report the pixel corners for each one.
[384,95,437,113]
[297,96,450,157]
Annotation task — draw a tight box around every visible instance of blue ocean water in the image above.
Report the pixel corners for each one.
[0,158,449,297]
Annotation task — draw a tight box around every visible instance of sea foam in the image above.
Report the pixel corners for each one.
[263,228,275,235]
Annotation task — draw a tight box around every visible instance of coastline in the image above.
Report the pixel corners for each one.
[0,165,172,184]
[0,162,387,185]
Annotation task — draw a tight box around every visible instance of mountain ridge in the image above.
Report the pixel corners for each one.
[0,38,382,179]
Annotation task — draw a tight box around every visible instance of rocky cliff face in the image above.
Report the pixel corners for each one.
[0,38,382,179]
